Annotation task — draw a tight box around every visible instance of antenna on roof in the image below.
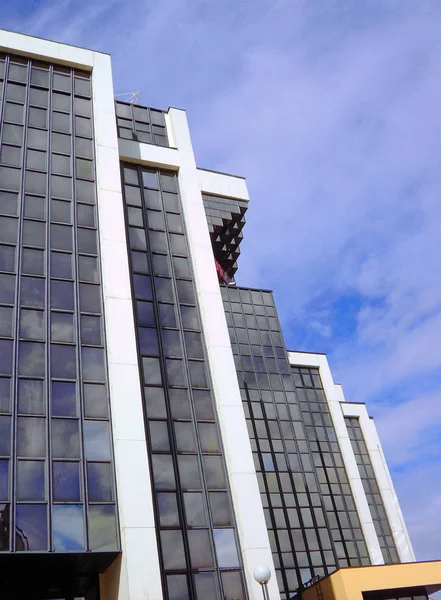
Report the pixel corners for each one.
[114,92,141,104]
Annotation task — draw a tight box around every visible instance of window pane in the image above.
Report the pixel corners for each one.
[53,461,81,501]
[142,170,158,189]
[18,379,44,415]
[20,309,44,340]
[51,344,77,378]
[23,219,45,247]
[166,359,185,386]
[52,419,79,458]
[26,149,46,170]
[81,347,105,381]
[157,493,179,527]
[0,191,19,216]
[0,460,9,501]
[175,422,196,452]
[84,421,110,460]
[52,153,71,175]
[2,123,23,145]
[51,252,72,279]
[184,492,206,527]
[199,423,220,453]
[23,194,45,219]
[177,280,195,304]
[53,504,85,550]
[84,383,107,418]
[16,505,47,551]
[0,306,13,337]
[51,311,74,343]
[21,277,45,308]
[5,102,24,124]
[139,327,159,356]
[52,111,71,133]
[51,224,72,250]
[52,381,77,417]
[87,462,113,502]
[24,171,47,195]
[77,203,95,227]
[79,283,101,313]
[0,340,12,375]
[188,529,214,568]
[178,455,201,490]
[88,505,118,551]
[189,361,207,388]
[17,417,46,457]
[213,529,240,567]
[79,255,99,282]
[0,144,21,167]
[17,460,45,501]
[203,456,226,489]
[0,416,11,455]
[0,378,11,414]
[52,92,71,112]
[152,455,176,490]
[168,388,191,419]
[0,216,18,245]
[159,303,176,328]
[149,421,170,452]
[155,277,174,302]
[75,116,92,138]
[161,330,182,357]
[18,341,45,377]
[27,127,47,151]
[167,575,189,600]
[77,228,97,254]
[22,248,45,276]
[195,573,217,599]
[142,357,162,385]
[209,492,232,526]
[80,315,102,345]
[221,572,245,600]
[51,199,71,223]
[184,332,204,359]
[160,530,186,570]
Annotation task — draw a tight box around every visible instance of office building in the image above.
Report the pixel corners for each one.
[0,28,439,600]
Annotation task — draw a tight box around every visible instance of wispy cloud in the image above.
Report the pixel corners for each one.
[2,0,440,565]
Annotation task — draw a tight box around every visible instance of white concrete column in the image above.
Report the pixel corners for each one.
[167,108,279,600]
[93,53,163,600]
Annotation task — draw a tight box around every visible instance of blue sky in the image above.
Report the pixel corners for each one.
[2,0,441,567]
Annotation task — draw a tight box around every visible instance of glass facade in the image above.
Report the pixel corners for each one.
[121,162,246,600]
[0,52,118,553]
[292,367,370,567]
[115,100,168,146]
[345,416,400,563]
[222,286,370,598]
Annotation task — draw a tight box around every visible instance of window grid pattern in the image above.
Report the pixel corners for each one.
[121,163,246,600]
[0,52,119,553]
[222,285,341,599]
[292,367,370,568]
[345,417,400,564]
[115,101,168,147]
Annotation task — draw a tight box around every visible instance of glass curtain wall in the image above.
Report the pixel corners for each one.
[0,52,118,554]
[120,162,246,600]
[345,416,399,563]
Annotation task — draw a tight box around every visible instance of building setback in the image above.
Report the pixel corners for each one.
[0,28,439,600]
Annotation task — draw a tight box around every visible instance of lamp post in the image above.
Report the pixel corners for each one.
[253,564,271,600]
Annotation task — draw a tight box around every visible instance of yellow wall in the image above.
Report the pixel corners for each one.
[301,561,441,600]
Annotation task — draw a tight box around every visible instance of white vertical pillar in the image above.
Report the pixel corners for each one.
[167,108,279,600]
[93,53,163,600]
